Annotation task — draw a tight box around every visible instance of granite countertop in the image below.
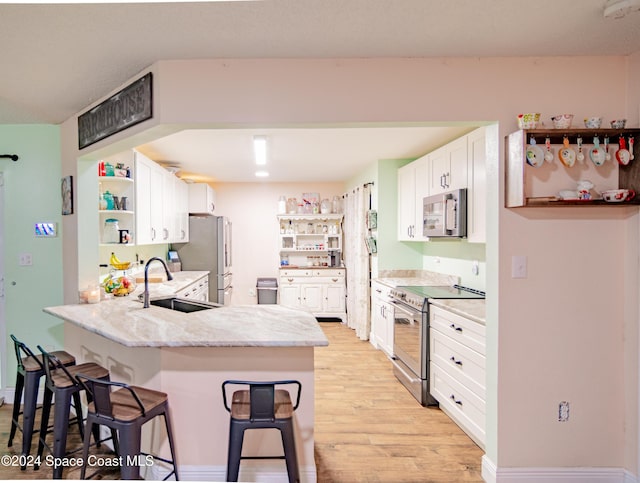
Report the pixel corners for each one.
[428,299,486,325]
[45,272,328,349]
[372,270,486,324]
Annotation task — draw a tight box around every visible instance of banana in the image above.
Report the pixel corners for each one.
[110,252,121,265]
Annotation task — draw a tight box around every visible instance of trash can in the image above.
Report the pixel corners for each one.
[257,277,278,304]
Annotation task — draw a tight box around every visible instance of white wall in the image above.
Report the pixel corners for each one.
[59,56,638,475]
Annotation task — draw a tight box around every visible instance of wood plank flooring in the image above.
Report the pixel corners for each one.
[314,322,483,483]
[0,322,483,481]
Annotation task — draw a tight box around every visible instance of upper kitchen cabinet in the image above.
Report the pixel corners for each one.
[135,152,164,245]
[396,127,487,243]
[135,151,190,245]
[466,127,487,243]
[189,183,216,215]
[505,128,640,207]
[398,155,429,241]
[429,136,468,195]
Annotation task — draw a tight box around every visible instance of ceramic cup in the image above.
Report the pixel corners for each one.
[601,189,635,202]
[610,119,627,129]
[551,114,574,129]
[584,117,602,129]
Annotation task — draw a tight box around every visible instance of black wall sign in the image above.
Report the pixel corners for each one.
[78,72,153,150]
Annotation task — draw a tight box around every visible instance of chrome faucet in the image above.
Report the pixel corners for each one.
[143,257,174,308]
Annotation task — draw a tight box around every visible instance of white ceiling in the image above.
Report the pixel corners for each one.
[2,0,640,182]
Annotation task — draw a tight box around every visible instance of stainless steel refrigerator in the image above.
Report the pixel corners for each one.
[173,215,232,305]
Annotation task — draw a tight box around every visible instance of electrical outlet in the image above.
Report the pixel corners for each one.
[558,401,570,422]
[472,260,479,276]
[249,288,256,297]
[19,253,33,266]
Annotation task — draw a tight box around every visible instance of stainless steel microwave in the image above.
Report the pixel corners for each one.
[423,188,467,238]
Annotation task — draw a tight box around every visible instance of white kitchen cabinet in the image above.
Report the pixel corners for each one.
[278,268,346,321]
[134,152,190,246]
[397,155,428,241]
[429,305,485,449]
[188,182,216,215]
[135,152,164,245]
[177,275,208,301]
[370,280,394,357]
[174,177,190,243]
[161,169,175,242]
[466,127,487,244]
[429,135,468,195]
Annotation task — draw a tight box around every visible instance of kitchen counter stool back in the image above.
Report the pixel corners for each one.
[35,346,111,479]
[7,334,76,469]
[221,379,302,483]
[76,374,179,481]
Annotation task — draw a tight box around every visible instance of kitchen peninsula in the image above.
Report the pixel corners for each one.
[44,272,328,482]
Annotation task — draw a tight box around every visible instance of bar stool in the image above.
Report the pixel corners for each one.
[76,374,179,481]
[222,380,302,483]
[7,334,76,469]
[35,346,111,479]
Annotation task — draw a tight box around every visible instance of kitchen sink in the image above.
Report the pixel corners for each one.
[149,297,221,313]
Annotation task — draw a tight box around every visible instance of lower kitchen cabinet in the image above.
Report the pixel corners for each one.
[370,280,394,357]
[177,275,209,301]
[279,269,346,321]
[429,305,485,449]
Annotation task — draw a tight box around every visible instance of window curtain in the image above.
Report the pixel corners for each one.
[343,183,371,340]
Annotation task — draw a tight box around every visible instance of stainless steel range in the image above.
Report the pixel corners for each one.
[390,284,485,406]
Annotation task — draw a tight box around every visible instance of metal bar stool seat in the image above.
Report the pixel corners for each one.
[35,347,111,479]
[222,380,302,483]
[77,374,179,481]
[7,334,76,469]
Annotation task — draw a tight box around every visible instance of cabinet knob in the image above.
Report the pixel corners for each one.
[449,394,463,406]
[449,323,463,333]
[449,356,463,366]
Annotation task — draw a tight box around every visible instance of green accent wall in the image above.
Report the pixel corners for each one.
[0,125,64,389]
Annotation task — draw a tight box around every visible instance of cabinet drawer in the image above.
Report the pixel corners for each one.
[430,328,485,399]
[430,364,485,448]
[430,306,485,355]
[371,281,393,299]
[280,269,313,277]
[313,269,345,277]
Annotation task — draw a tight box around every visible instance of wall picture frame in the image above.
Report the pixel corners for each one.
[61,175,73,215]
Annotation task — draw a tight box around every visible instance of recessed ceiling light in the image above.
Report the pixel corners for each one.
[253,136,267,165]
[255,170,269,178]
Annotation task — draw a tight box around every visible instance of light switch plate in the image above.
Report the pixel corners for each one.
[511,255,527,278]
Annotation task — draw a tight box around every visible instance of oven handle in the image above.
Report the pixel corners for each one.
[391,300,422,318]
[392,359,422,384]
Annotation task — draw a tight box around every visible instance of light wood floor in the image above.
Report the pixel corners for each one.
[314,322,483,483]
[0,322,483,481]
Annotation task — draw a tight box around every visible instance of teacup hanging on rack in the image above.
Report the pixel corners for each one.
[558,136,576,167]
[589,135,606,166]
[525,136,545,168]
[616,135,631,166]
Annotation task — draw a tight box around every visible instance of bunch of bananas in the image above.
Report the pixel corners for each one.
[110,252,131,270]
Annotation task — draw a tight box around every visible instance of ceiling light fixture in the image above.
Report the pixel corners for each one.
[255,170,269,178]
[604,0,640,18]
[253,136,268,165]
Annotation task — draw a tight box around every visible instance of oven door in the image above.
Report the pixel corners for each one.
[392,300,426,378]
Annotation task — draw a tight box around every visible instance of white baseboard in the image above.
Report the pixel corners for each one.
[482,455,638,483]
[148,463,317,482]
[1,387,46,406]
